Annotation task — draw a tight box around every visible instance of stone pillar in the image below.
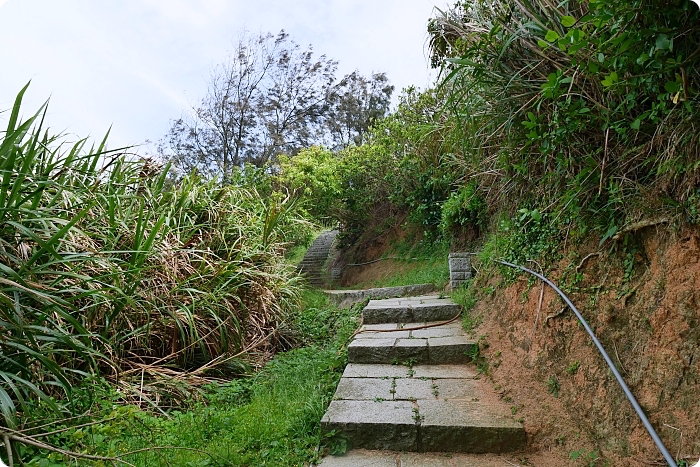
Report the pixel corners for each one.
[448,253,472,289]
[331,267,342,281]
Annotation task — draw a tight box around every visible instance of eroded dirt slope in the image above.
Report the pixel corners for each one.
[470,226,700,466]
[340,226,700,466]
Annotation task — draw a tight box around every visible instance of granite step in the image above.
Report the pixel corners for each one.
[320,294,525,459]
[318,449,524,466]
[297,229,338,287]
[347,321,476,364]
[324,284,437,309]
[362,295,461,324]
[321,364,526,454]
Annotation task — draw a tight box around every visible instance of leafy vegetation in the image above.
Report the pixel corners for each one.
[13,291,360,466]
[0,85,315,443]
[428,0,700,240]
[5,0,700,464]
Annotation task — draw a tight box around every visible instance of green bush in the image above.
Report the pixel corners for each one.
[276,146,342,224]
[331,87,465,244]
[439,181,487,238]
[429,0,700,235]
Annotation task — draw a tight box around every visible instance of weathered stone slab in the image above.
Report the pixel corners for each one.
[418,400,526,453]
[362,296,461,324]
[355,329,411,339]
[361,323,399,331]
[428,336,476,364]
[399,452,506,466]
[347,338,397,363]
[412,364,478,379]
[324,284,437,308]
[363,306,412,324]
[321,400,419,451]
[334,378,393,400]
[433,379,480,400]
[348,332,475,364]
[393,378,436,400]
[411,303,461,322]
[410,326,461,339]
[319,450,522,467]
[342,364,412,379]
[318,450,399,466]
[394,338,429,363]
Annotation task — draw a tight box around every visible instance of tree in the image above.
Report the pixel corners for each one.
[160,30,394,179]
[326,71,394,149]
[162,30,337,179]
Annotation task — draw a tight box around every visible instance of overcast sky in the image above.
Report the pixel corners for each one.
[0,0,440,153]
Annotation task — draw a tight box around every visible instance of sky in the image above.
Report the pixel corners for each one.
[0,0,440,153]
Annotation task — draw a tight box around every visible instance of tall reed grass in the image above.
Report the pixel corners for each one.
[0,84,312,429]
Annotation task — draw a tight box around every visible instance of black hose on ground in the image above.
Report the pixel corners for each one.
[496,259,677,467]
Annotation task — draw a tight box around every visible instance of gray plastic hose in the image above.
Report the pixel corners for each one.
[497,260,677,467]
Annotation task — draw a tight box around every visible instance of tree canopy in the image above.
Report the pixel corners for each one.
[161,30,394,180]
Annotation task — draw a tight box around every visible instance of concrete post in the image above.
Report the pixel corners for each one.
[448,253,472,289]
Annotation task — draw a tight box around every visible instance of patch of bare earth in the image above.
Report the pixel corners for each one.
[469,226,700,466]
[339,259,426,288]
[334,221,425,288]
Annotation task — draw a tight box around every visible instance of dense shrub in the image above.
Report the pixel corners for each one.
[429,0,700,232]
[0,86,313,427]
[439,181,487,238]
[276,146,342,224]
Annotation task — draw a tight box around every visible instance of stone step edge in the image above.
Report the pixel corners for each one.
[324,284,438,308]
[321,400,526,453]
[362,305,461,325]
[347,337,476,365]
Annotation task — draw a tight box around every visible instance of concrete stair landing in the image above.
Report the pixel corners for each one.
[320,295,526,465]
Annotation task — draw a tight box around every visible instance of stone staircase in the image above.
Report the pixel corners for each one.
[319,295,526,465]
[298,230,338,287]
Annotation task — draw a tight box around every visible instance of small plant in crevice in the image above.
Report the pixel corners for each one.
[547,375,561,398]
[466,339,490,376]
[570,449,600,466]
[402,358,418,369]
[411,407,424,424]
[324,430,352,456]
[567,360,581,375]
[622,247,638,283]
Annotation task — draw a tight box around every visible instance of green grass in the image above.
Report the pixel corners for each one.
[19,290,361,467]
[120,347,343,466]
[450,279,484,334]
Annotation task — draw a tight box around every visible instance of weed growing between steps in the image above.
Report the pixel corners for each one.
[18,290,360,467]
